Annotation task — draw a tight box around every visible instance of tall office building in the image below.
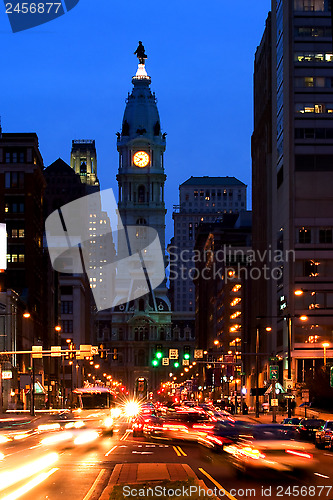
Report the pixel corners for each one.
[0,132,45,408]
[170,176,247,314]
[252,0,333,397]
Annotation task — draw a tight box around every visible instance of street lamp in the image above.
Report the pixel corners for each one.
[322,342,330,366]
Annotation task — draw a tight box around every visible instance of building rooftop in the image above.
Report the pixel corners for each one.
[180,176,246,187]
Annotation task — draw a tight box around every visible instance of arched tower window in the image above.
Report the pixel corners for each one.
[138,185,145,203]
[136,218,147,225]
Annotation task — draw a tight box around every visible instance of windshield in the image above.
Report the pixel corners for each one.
[79,393,112,409]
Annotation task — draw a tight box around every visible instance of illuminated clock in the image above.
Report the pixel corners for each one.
[133,151,150,168]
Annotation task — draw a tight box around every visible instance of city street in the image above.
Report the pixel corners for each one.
[1,417,333,500]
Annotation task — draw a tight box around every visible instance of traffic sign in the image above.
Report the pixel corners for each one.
[162,358,169,366]
[271,399,278,407]
[50,346,61,357]
[78,344,92,359]
[169,349,178,359]
[91,346,99,356]
[32,346,43,358]
[182,359,190,366]
[194,349,203,359]
[269,365,279,380]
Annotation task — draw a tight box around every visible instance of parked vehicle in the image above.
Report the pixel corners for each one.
[315,421,333,449]
[297,418,325,441]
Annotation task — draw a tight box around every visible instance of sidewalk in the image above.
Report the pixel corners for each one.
[234,408,333,424]
[100,464,213,500]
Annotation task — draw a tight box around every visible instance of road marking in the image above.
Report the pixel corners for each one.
[177,446,187,457]
[105,445,117,457]
[173,445,181,457]
[120,431,130,441]
[132,451,153,454]
[82,468,105,500]
[324,453,333,457]
[198,468,238,500]
[314,472,330,478]
[1,467,59,500]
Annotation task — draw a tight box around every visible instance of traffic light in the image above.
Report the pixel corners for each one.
[184,346,191,360]
[173,361,180,368]
[330,366,333,388]
[69,343,75,360]
[155,345,163,359]
[99,343,106,359]
[112,348,118,361]
[152,359,159,367]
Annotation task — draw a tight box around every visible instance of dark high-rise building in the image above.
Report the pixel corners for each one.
[0,132,45,348]
[194,213,252,402]
[252,0,333,400]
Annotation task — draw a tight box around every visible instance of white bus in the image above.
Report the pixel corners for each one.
[71,386,117,434]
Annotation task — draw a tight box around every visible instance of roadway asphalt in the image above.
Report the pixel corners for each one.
[0,418,333,500]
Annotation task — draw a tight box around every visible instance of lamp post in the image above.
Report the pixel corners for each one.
[255,327,260,418]
[322,342,330,366]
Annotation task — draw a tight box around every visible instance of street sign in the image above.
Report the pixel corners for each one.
[194,349,203,359]
[182,359,190,366]
[50,346,61,357]
[32,346,42,358]
[169,349,178,359]
[162,358,169,366]
[271,398,279,407]
[91,346,99,356]
[1,370,12,380]
[269,365,279,380]
[78,344,92,359]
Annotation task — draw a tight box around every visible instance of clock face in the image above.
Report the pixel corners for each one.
[133,151,150,168]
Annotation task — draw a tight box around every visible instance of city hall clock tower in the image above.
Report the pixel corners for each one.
[116,59,167,252]
[102,46,171,396]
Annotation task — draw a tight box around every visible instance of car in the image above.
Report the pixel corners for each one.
[146,410,214,442]
[131,407,158,437]
[281,417,302,433]
[199,420,254,452]
[297,418,325,441]
[225,425,316,476]
[315,420,333,449]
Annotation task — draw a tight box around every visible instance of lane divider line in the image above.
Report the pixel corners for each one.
[198,468,238,500]
[177,446,187,457]
[105,445,118,457]
[122,431,130,441]
[314,472,330,478]
[173,445,181,457]
[82,468,106,500]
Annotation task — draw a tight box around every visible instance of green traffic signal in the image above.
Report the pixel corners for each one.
[152,359,159,367]
[174,361,180,368]
[184,353,190,360]
[156,352,163,359]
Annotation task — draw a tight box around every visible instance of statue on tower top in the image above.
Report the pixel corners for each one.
[134,41,147,65]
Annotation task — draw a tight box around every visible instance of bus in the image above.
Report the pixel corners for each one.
[71,386,117,434]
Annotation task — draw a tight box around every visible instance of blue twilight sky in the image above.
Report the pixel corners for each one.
[0,0,271,242]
